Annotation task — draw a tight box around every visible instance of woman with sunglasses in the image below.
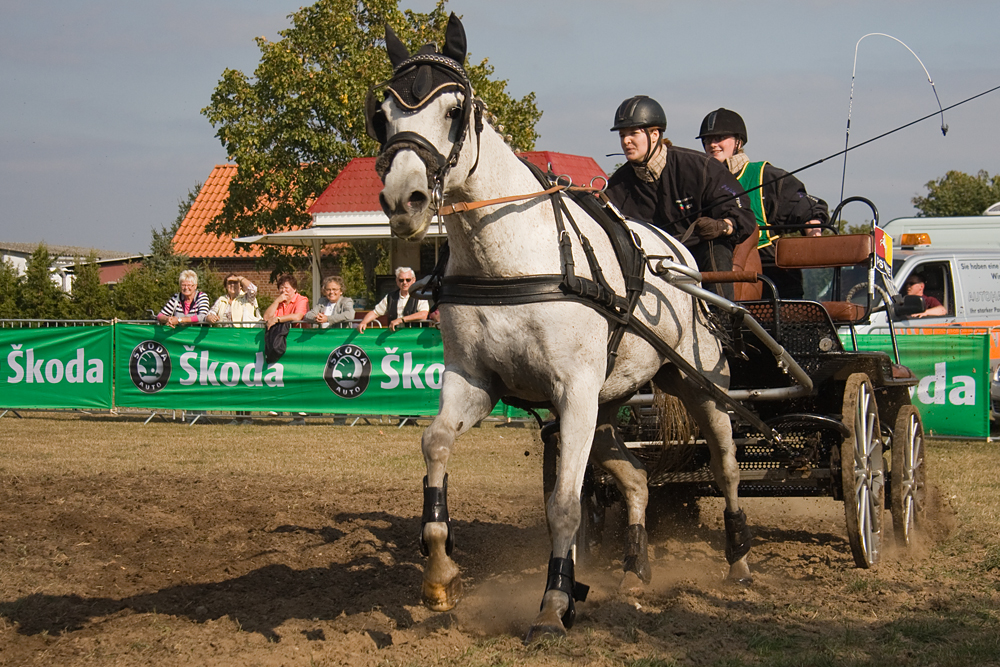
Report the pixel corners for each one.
[358,266,429,333]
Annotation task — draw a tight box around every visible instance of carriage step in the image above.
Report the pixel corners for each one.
[648,467,832,485]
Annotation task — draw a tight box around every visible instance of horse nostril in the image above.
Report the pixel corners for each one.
[407,191,428,212]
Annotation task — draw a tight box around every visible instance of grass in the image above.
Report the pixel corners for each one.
[1,413,1000,666]
[0,412,543,496]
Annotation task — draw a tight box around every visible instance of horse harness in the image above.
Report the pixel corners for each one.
[365,40,775,439]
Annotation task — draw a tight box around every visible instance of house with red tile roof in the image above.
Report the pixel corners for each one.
[171,164,322,298]
[176,152,607,299]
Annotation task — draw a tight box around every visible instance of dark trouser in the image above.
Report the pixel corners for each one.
[690,241,735,301]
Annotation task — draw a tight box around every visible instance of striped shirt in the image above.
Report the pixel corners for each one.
[158,291,210,321]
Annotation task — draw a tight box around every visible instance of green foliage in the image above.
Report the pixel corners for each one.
[201,0,541,291]
[197,263,226,306]
[339,240,390,304]
[174,183,202,229]
[18,244,66,319]
[69,253,115,320]
[146,185,199,277]
[0,258,20,318]
[912,169,1000,217]
[112,264,175,320]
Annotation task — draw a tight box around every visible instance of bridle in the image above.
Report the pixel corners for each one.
[366,52,484,214]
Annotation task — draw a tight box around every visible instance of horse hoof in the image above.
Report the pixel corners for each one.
[422,575,462,611]
[618,570,645,596]
[725,558,752,586]
[523,622,566,644]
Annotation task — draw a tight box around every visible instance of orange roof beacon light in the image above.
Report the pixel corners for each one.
[899,232,932,248]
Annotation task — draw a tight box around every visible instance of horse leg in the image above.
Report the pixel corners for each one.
[590,404,651,590]
[421,371,496,612]
[542,407,651,591]
[526,391,599,642]
[655,365,752,584]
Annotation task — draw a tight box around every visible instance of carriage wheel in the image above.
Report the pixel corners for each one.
[840,373,884,568]
[890,405,925,548]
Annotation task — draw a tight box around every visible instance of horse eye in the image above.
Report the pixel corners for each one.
[446,107,462,120]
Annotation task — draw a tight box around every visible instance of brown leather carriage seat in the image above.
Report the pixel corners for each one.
[731,228,763,301]
[774,234,873,323]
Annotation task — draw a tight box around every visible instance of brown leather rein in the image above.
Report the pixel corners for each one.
[437,183,605,216]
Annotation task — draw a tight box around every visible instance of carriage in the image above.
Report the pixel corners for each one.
[369,14,930,639]
[579,197,927,571]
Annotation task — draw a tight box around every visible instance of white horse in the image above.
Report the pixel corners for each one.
[369,14,751,640]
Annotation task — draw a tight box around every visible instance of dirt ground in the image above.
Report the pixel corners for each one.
[0,415,996,666]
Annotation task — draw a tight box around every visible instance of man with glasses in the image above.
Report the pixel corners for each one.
[358,266,430,333]
[304,275,355,329]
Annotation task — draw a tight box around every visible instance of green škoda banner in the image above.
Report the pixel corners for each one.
[115,323,448,415]
[843,333,989,438]
[0,325,113,409]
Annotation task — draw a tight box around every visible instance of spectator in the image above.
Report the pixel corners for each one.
[903,272,947,318]
[206,274,262,326]
[158,270,210,327]
[304,275,355,328]
[263,274,309,330]
[358,267,430,333]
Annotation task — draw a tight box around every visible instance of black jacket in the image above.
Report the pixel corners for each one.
[606,145,756,249]
[756,162,829,233]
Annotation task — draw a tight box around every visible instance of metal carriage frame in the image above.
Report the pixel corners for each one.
[584,198,928,569]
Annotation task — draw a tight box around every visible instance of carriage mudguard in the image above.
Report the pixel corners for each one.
[420,474,454,557]
[724,508,753,564]
[543,552,590,629]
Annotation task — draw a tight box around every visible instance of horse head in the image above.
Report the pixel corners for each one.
[366,14,482,242]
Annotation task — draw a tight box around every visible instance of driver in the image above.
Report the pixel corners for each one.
[698,108,828,299]
[605,96,755,299]
[903,272,947,318]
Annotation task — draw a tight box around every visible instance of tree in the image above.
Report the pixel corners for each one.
[912,170,1000,217]
[202,0,542,291]
[69,253,115,320]
[340,240,390,304]
[18,244,66,320]
[0,259,19,318]
[146,183,200,276]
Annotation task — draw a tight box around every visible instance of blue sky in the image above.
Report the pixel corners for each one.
[3,0,999,253]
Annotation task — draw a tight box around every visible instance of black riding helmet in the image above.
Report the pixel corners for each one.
[697,108,748,145]
[611,95,667,132]
[612,96,667,165]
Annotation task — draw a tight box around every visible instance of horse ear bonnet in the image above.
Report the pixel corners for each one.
[441,13,467,64]
[384,14,469,111]
[366,14,471,145]
[385,24,410,68]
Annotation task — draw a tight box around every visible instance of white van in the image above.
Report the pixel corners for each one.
[881,215,1000,250]
[864,217,1000,333]
[855,217,1000,415]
